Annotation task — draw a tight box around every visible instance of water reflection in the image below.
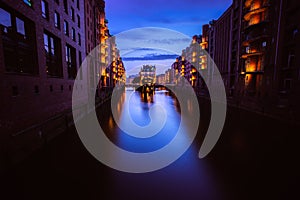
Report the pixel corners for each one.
[97,89,224,199]
[140,91,154,103]
[107,90,181,153]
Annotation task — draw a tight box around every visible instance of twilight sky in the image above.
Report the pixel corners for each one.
[105,0,232,76]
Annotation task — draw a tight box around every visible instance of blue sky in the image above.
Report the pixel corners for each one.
[105,0,232,75]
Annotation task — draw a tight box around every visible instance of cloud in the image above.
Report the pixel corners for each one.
[114,27,192,56]
[123,54,178,61]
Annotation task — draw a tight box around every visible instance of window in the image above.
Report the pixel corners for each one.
[23,0,33,7]
[293,28,299,39]
[16,17,25,36]
[54,11,60,29]
[63,0,68,14]
[41,0,49,19]
[77,0,80,10]
[66,44,77,79]
[246,46,250,53]
[44,31,63,77]
[78,51,82,79]
[78,33,81,45]
[71,27,76,41]
[71,7,75,21]
[288,50,295,68]
[0,8,11,32]
[77,14,80,28]
[1,6,37,74]
[64,20,69,36]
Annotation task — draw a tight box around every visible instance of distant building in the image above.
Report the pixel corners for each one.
[140,65,156,85]
[156,74,166,85]
[165,68,175,84]
[126,74,139,84]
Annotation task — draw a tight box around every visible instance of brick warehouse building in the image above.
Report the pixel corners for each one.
[173,0,300,122]
[0,0,88,169]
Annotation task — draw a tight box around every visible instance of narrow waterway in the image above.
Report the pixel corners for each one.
[0,89,299,200]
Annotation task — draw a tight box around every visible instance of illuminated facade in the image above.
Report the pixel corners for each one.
[156,74,166,85]
[168,0,300,120]
[85,0,108,96]
[165,68,175,84]
[109,57,126,87]
[240,0,271,97]
[140,65,156,86]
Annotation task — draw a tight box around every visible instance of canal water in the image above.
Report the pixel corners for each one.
[96,89,223,199]
[0,89,299,200]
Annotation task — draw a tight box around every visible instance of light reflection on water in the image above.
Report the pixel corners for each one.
[99,90,223,199]
[114,90,181,153]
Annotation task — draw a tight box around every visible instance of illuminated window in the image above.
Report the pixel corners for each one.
[246,47,251,53]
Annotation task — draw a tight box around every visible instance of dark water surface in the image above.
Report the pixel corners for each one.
[1,90,299,200]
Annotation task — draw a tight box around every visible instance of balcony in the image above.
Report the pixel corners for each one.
[244,7,267,21]
[244,1,270,12]
[242,34,269,46]
[244,0,253,8]
[242,51,264,59]
[244,70,264,74]
[244,19,269,32]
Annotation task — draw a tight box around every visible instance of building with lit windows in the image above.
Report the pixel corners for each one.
[140,65,156,86]
[165,68,175,84]
[84,0,108,99]
[196,0,300,121]
[156,74,166,85]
